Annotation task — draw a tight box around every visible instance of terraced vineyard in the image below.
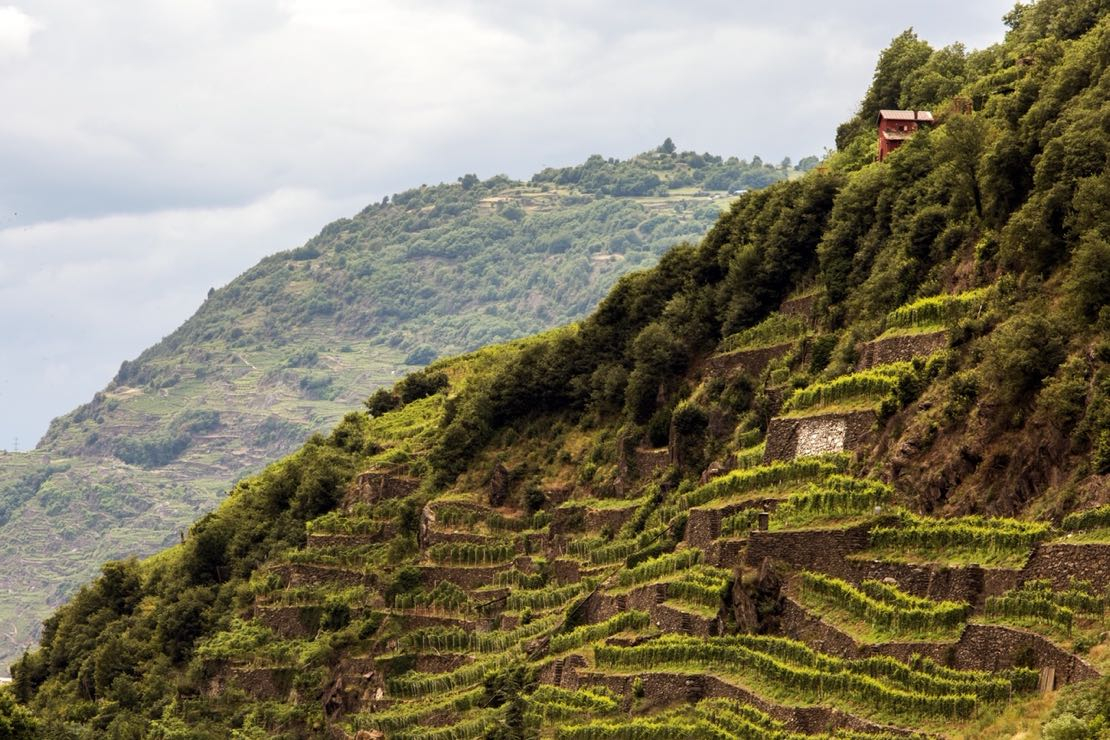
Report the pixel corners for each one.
[154,285,1106,739]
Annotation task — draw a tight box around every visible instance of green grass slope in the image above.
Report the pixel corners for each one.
[0,148,804,674]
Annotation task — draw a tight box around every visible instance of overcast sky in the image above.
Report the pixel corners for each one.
[0,0,1014,450]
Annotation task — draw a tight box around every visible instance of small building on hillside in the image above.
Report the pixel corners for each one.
[877,109,934,161]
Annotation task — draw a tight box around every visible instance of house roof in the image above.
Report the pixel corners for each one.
[877,109,934,124]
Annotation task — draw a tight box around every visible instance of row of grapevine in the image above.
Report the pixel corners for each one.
[783,363,914,412]
[884,287,991,329]
[434,503,545,532]
[525,686,620,722]
[507,579,597,611]
[1062,504,1110,531]
[556,717,734,740]
[392,708,502,739]
[985,580,1105,632]
[720,508,763,537]
[670,457,848,516]
[392,581,473,613]
[799,571,969,634]
[426,541,516,565]
[387,652,518,697]
[594,637,981,718]
[614,549,701,588]
[354,687,484,732]
[869,513,1050,554]
[494,568,548,589]
[774,476,893,523]
[717,313,808,353]
[400,614,562,654]
[549,610,651,654]
[717,634,1027,701]
[667,567,731,609]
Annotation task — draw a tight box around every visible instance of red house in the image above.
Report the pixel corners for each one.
[877,109,934,161]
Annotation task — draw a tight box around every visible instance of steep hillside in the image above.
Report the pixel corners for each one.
[6,1,1110,737]
[0,148,803,673]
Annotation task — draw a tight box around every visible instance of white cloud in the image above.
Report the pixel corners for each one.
[0,5,39,59]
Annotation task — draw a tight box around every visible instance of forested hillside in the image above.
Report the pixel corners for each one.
[5,0,1110,737]
[0,147,799,674]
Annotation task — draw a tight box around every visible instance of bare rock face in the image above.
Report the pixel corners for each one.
[489,463,511,507]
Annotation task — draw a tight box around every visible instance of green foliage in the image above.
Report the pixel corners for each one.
[0,687,38,739]
[773,476,893,527]
[718,313,807,353]
[869,512,1050,557]
[549,611,651,653]
[426,541,516,566]
[594,633,1028,719]
[1062,504,1110,531]
[884,287,992,329]
[800,571,970,635]
[984,579,1104,633]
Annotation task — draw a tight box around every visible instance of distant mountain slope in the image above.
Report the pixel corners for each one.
[0,146,805,672]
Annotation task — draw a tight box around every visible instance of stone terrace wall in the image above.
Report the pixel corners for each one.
[855,330,947,370]
[270,563,374,589]
[306,528,398,549]
[1023,543,1110,592]
[418,563,512,591]
[703,341,794,379]
[780,597,1098,687]
[780,293,821,323]
[571,669,913,736]
[764,410,877,463]
[744,523,873,573]
[951,625,1099,686]
[345,471,420,508]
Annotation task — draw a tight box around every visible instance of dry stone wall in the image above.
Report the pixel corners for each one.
[764,410,877,462]
[1023,543,1110,592]
[744,523,874,573]
[779,597,1098,687]
[855,330,947,370]
[703,341,794,378]
[345,471,420,508]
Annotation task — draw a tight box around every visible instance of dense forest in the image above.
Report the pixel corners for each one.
[4,0,1110,737]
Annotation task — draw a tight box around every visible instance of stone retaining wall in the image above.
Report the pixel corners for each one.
[780,293,821,323]
[570,669,912,736]
[744,523,873,573]
[307,528,397,549]
[1023,543,1110,592]
[633,447,672,479]
[779,597,1098,688]
[586,504,641,533]
[855,330,947,370]
[270,563,374,589]
[704,341,794,378]
[764,410,877,462]
[345,471,420,508]
[685,498,779,551]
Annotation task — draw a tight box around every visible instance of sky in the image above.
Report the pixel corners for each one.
[0,0,1015,450]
